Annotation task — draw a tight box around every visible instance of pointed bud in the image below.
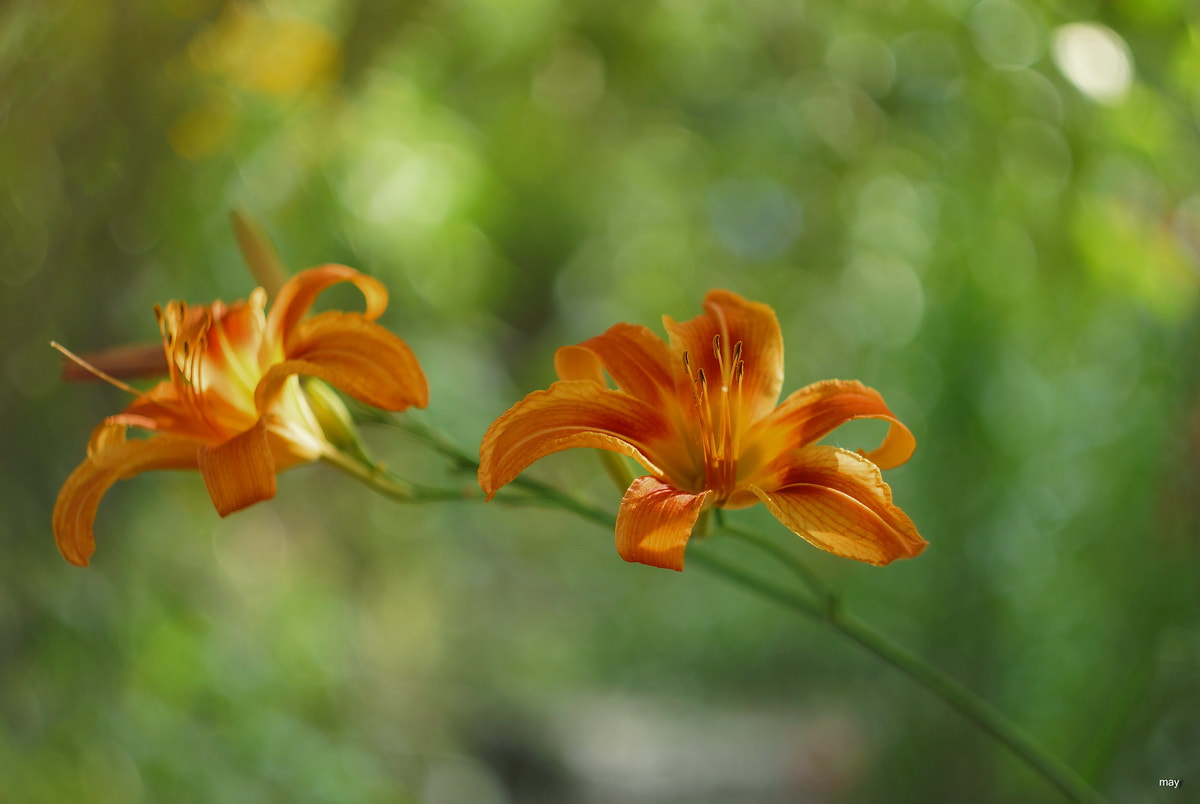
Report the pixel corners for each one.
[230,209,288,298]
[303,377,373,463]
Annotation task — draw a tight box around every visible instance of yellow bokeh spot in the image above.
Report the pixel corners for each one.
[1074,195,1199,321]
[168,89,237,160]
[188,6,340,97]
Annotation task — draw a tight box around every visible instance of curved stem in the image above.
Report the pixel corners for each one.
[684,545,822,618]
[321,437,612,524]
[320,447,468,503]
[381,413,479,470]
[356,413,616,527]
[716,518,836,614]
[685,543,1103,803]
[831,611,1105,804]
[341,418,1105,803]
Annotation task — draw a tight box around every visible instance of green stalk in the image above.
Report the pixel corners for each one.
[685,544,1103,803]
[715,517,836,613]
[332,419,1106,803]
[319,446,466,503]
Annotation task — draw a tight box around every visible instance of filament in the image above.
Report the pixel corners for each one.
[682,337,748,500]
[50,341,142,396]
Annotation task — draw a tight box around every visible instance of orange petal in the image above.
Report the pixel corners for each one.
[266,265,389,349]
[53,426,202,566]
[201,290,268,385]
[197,418,277,516]
[254,311,429,415]
[615,476,711,571]
[663,289,784,422]
[478,381,681,498]
[745,379,915,474]
[554,322,690,410]
[748,445,925,565]
[112,381,247,442]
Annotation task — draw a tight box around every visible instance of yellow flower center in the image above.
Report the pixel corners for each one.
[153,291,326,460]
[683,334,744,503]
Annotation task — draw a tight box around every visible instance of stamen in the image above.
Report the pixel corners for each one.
[717,392,729,462]
[682,351,699,403]
[50,341,141,396]
[712,333,726,381]
[731,359,744,478]
[155,305,182,389]
[696,367,714,473]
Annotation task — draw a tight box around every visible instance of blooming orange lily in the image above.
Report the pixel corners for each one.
[479,290,925,571]
[54,265,428,566]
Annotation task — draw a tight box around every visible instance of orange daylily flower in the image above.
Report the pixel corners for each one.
[53,264,428,566]
[479,290,926,571]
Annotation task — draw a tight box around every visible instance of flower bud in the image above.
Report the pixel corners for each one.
[303,377,371,462]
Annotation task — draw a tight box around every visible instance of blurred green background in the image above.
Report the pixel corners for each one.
[3,0,1199,801]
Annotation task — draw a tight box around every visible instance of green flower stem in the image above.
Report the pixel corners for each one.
[685,543,1103,804]
[321,440,612,524]
[320,447,466,503]
[715,516,836,614]
[356,412,617,527]
[336,418,1105,803]
[383,414,478,470]
[710,519,1101,801]
[835,612,1104,804]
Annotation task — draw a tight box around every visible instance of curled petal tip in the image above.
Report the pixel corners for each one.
[198,421,278,517]
[615,477,709,572]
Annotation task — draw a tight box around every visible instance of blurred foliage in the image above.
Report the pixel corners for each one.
[3,0,1200,801]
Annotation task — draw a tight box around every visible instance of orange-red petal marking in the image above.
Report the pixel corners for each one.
[554,322,690,410]
[663,289,784,422]
[479,381,678,498]
[744,379,916,477]
[749,446,926,565]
